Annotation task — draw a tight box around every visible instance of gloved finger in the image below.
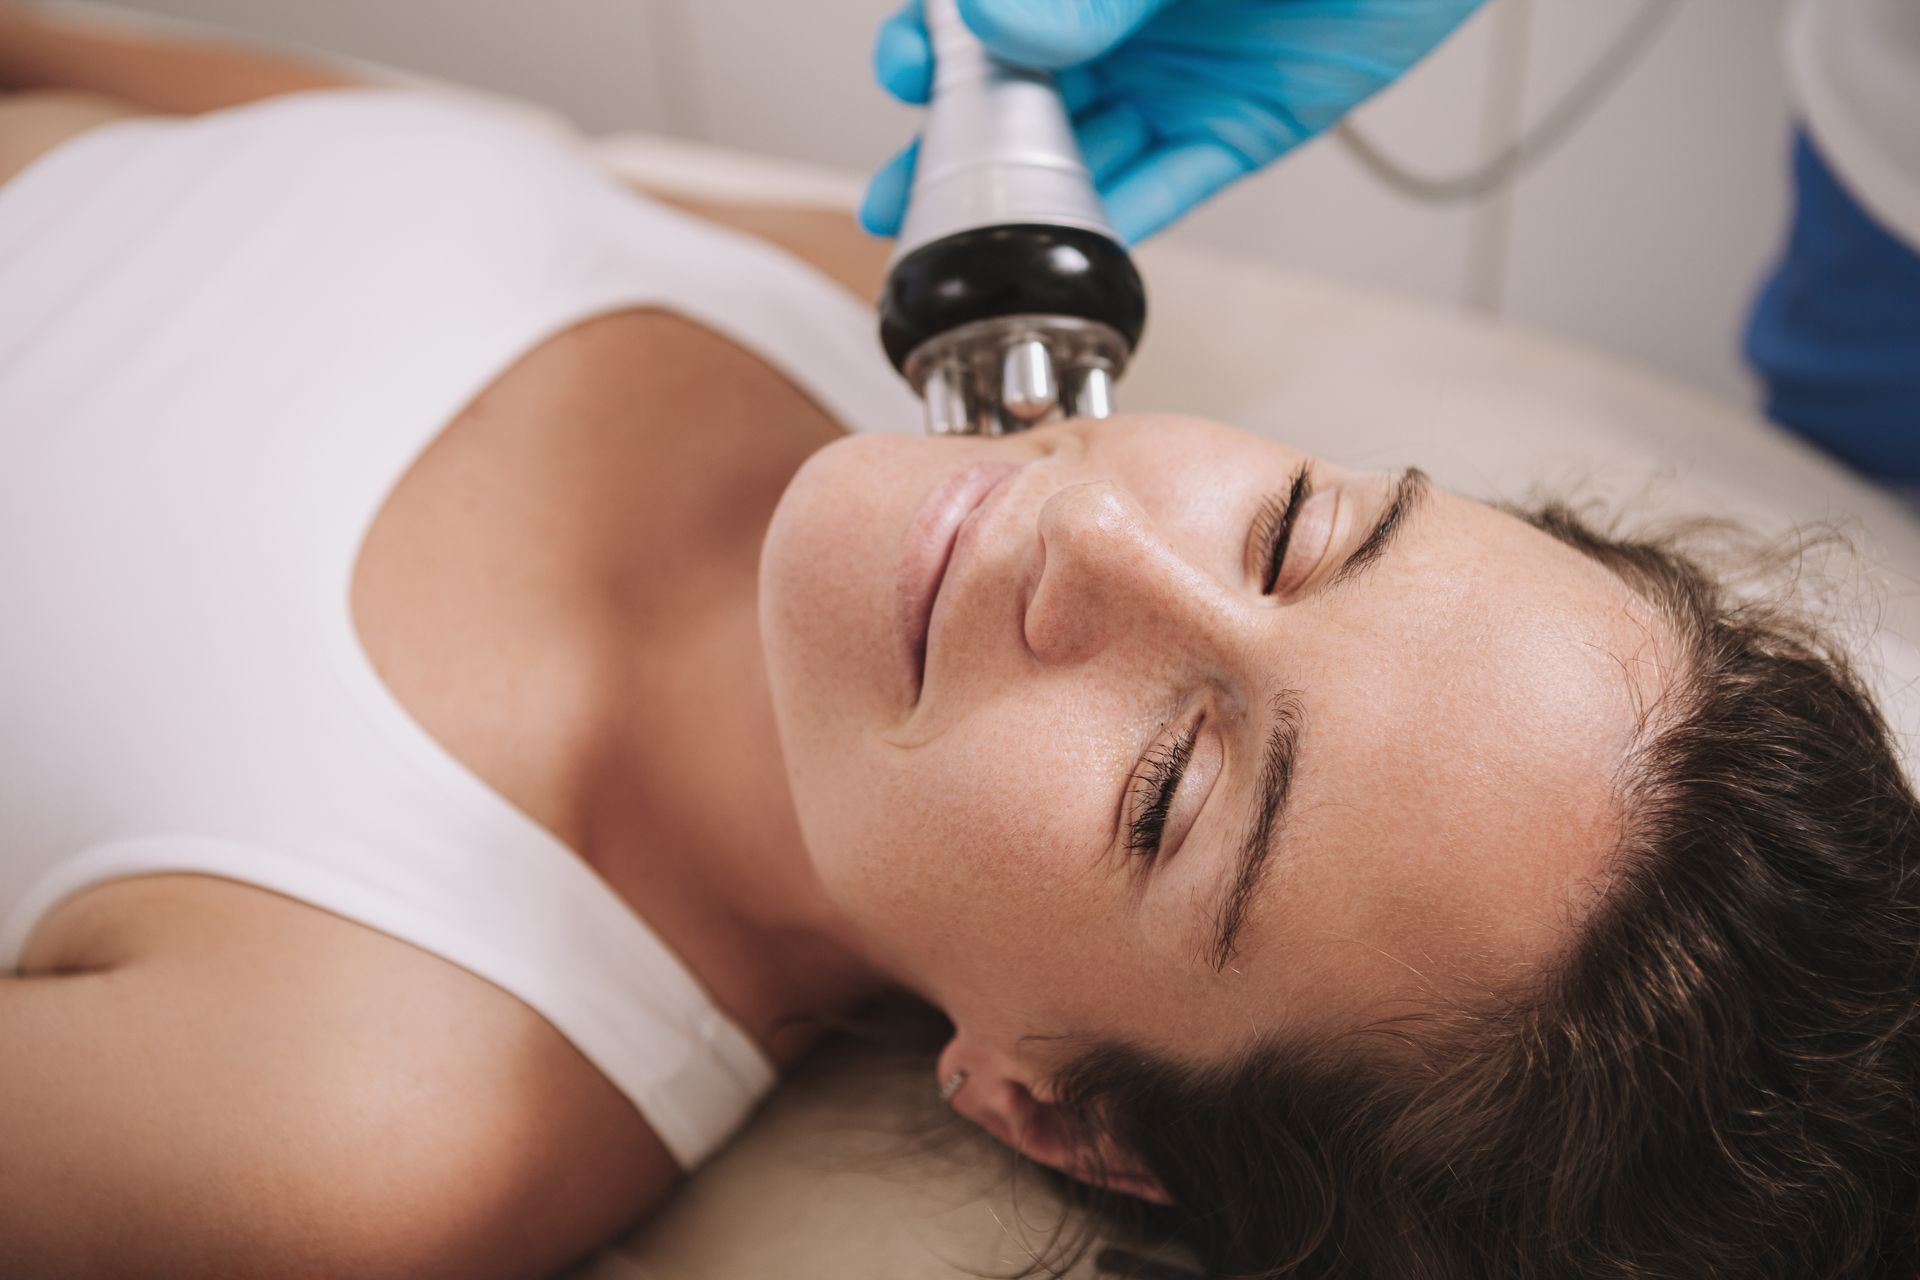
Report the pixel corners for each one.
[1055,65,1101,115]
[1092,53,1311,169]
[1072,99,1153,189]
[958,0,1177,69]
[1102,139,1257,244]
[886,7,1101,110]
[859,137,920,237]
[873,0,932,105]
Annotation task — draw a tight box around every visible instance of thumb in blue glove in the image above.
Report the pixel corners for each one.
[862,0,1487,244]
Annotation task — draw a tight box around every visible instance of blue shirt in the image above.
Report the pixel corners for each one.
[1746,132,1920,483]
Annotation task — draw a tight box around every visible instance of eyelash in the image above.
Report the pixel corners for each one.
[1128,723,1199,859]
[1250,463,1314,595]
[1124,465,1314,861]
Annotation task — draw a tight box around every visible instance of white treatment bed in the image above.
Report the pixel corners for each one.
[29,9,1920,1277]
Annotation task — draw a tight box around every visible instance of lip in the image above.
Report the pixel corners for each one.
[896,460,1022,702]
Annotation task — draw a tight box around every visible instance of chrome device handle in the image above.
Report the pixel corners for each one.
[877,0,1148,435]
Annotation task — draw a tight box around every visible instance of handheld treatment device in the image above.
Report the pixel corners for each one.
[878,0,1149,435]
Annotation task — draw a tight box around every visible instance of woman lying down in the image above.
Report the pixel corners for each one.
[1,10,1915,1280]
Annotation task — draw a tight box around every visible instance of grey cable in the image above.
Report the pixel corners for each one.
[1335,0,1684,204]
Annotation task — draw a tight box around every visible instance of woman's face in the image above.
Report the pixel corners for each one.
[760,415,1667,1070]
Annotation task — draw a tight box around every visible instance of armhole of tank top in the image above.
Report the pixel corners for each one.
[318,283,781,1150]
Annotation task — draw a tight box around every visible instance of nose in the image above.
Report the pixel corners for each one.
[1024,478,1237,667]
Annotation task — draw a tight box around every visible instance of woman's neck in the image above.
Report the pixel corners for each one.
[560,312,895,1067]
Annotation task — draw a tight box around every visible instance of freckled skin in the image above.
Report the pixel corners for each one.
[759,414,1670,1077]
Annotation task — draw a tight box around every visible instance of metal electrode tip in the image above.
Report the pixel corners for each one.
[877,0,1147,435]
[1066,363,1114,419]
[901,315,1132,435]
[1001,337,1057,422]
[922,362,972,435]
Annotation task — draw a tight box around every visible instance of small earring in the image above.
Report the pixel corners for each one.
[939,1070,968,1103]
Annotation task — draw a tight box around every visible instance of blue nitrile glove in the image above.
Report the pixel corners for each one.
[862,0,1487,244]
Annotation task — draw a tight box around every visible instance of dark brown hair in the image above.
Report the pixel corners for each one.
[1043,502,1920,1279]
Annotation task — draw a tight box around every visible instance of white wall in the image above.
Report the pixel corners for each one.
[1501,0,1797,406]
[99,0,1800,409]
[76,0,683,132]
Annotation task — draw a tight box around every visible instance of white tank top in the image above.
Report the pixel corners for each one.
[0,88,919,1169]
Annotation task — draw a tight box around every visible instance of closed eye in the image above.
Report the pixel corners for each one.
[1127,722,1197,859]
[1249,462,1314,595]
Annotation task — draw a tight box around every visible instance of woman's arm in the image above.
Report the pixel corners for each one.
[0,89,142,186]
[0,7,896,301]
[4,875,673,1279]
[0,4,360,110]
[0,961,458,1278]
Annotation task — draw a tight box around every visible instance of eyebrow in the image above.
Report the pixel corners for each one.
[1327,467,1432,591]
[1204,467,1433,971]
[1206,690,1303,972]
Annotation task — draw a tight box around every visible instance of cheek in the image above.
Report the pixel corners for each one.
[818,685,1136,961]
[760,436,907,735]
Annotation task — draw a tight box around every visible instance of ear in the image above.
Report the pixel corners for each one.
[938,1035,1173,1207]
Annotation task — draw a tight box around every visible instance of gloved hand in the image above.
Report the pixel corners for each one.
[861,0,1487,244]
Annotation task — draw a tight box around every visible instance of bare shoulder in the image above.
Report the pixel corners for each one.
[0,80,894,308]
[0,89,153,188]
[11,874,678,1278]
[647,191,893,303]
